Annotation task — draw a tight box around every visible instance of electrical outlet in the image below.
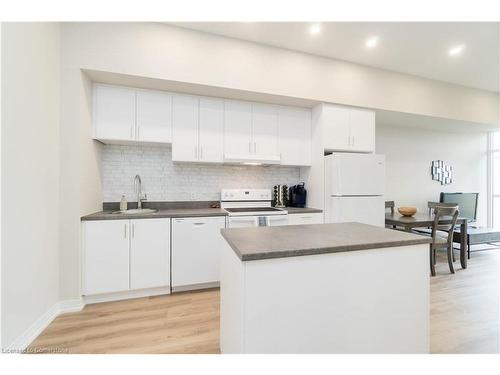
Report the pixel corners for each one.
[190,192,198,200]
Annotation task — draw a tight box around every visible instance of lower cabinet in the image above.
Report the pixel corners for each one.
[287,213,324,225]
[82,218,170,296]
[171,216,226,290]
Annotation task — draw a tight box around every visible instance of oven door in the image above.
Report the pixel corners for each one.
[227,216,258,228]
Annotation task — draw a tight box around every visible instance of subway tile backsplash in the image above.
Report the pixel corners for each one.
[102,144,302,202]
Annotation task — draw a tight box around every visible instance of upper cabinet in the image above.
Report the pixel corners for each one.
[172,95,225,163]
[93,84,172,144]
[278,107,311,166]
[92,83,316,165]
[223,100,253,158]
[93,85,136,142]
[136,90,172,143]
[322,105,375,153]
[224,101,280,163]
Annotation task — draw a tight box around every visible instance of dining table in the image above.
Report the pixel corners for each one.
[385,212,468,269]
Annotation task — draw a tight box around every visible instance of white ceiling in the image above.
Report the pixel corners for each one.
[173,22,500,93]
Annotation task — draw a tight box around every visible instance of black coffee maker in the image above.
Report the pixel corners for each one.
[289,183,307,208]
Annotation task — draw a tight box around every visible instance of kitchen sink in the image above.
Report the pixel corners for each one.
[111,208,158,215]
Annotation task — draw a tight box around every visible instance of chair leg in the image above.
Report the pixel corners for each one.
[430,246,436,276]
[468,244,470,260]
[452,248,456,262]
[447,244,455,274]
[433,248,436,265]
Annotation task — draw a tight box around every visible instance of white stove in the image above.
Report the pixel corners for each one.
[221,189,288,228]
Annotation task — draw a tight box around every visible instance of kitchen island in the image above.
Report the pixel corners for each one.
[220,222,432,354]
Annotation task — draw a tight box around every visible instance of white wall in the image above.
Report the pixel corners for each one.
[376,124,488,224]
[101,144,301,202]
[1,23,60,348]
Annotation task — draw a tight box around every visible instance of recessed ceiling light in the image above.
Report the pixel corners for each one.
[448,44,466,56]
[309,24,321,36]
[365,36,379,48]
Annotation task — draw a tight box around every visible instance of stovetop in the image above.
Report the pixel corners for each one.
[224,207,284,213]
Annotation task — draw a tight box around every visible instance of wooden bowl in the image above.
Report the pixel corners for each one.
[398,206,417,217]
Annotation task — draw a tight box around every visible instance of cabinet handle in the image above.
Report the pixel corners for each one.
[200,146,203,160]
[301,216,312,219]
[132,223,135,238]
[254,142,257,154]
[124,224,127,239]
[193,222,206,226]
[195,146,198,160]
[249,142,251,153]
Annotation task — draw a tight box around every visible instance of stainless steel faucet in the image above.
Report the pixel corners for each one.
[134,174,146,209]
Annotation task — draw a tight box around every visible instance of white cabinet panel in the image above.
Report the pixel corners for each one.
[83,220,130,295]
[287,213,323,225]
[322,105,375,153]
[252,103,279,157]
[323,105,351,152]
[199,97,224,163]
[349,109,375,152]
[172,216,226,288]
[172,94,199,162]
[224,100,252,157]
[136,90,172,143]
[93,85,136,141]
[278,107,311,166]
[130,219,171,290]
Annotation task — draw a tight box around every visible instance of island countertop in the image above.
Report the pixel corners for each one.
[220,222,431,261]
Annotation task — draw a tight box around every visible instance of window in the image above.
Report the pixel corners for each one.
[489,132,500,226]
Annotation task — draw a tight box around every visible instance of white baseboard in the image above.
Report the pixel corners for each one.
[83,286,171,305]
[5,298,85,353]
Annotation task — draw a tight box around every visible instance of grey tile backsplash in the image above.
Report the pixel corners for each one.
[102,144,301,202]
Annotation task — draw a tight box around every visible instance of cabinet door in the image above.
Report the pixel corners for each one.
[172,217,226,288]
[172,94,199,162]
[83,220,130,295]
[278,107,311,166]
[349,108,375,153]
[252,103,279,157]
[199,97,224,163]
[136,90,172,143]
[224,100,252,157]
[287,213,324,225]
[93,85,136,141]
[130,219,170,290]
[322,105,351,151]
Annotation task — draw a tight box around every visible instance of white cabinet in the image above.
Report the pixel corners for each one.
[287,213,324,225]
[252,103,279,157]
[172,95,224,163]
[198,97,224,162]
[278,107,311,166]
[322,105,375,153]
[130,219,170,290]
[224,100,253,158]
[83,220,130,295]
[93,84,172,144]
[83,218,171,296]
[349,109,375,152]
[171,216,226,290]
[172,94,199,162]
[136,90,172,143]
[93,85,136,142]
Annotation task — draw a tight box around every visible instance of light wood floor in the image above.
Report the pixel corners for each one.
[30,249,500,354]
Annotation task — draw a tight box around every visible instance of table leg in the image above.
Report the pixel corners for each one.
[460,221,468,269]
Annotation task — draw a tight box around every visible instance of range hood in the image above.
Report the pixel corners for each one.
[223,153,281,165]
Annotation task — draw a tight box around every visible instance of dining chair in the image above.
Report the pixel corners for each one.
[385,201,397,229]
[414,201,458,235]
[385,201,395,215]
[429,205,459,276]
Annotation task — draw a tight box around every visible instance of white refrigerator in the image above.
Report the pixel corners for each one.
[324,153,386,227]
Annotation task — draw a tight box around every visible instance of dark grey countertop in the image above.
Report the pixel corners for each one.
[285,207,322,214]
[81,202,322,221]
[221,222,431,261]
[81,208,228,221]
